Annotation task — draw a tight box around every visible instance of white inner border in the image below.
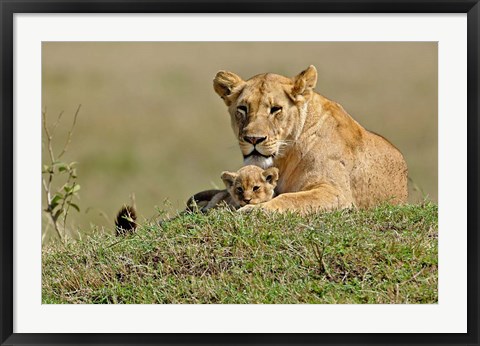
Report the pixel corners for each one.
[14,14,467,333]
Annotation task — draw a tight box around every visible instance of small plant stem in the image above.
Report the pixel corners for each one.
[41,106,81,244]
[51,110,64,133]
[61,180,76,236]
[42,110,63,241]
[42,177,63,242]
[42,109,56,164]
[58,104,81,159]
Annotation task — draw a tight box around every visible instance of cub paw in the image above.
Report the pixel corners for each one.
[237,204,259,213]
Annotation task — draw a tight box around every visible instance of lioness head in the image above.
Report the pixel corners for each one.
[213,66,317,169]
[221,165,279,207]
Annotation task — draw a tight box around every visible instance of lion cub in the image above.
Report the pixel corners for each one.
[203,165,279,211]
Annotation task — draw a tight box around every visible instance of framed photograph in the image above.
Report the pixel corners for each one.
[1,0,479,345]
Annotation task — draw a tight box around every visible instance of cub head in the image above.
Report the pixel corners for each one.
[221,165,279,207]
[213,66,317,169]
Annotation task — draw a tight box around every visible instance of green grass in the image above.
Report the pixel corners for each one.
[42,202,438,304]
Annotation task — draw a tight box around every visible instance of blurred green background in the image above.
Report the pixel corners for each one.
[42,42,437,234]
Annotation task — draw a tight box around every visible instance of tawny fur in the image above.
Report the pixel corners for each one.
[211,65,408,215]
[202,165,279,211]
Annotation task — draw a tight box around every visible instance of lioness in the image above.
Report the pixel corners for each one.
[201,165,279,211]
[209,65,408,214]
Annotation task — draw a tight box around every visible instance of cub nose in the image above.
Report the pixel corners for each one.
[243,136,267,145]
[243,198,252,204]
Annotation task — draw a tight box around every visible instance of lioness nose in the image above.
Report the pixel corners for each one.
[244,136,266,145]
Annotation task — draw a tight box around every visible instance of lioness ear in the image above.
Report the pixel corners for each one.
[213,71,245,105]
[262,167,279,185]
[291,65,317,101]
[221,171,238,189]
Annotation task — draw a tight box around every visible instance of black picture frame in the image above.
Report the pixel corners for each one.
[1,1,478,345]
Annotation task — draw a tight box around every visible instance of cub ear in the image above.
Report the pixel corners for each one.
[262,167,279,185]
[213,71,245,105]
[221,171,238,189]
[291,65,317,101]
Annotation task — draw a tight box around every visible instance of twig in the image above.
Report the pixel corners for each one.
[51,110,64,133]
[395,267,427,303]
[398,267,427,286]
[42,109,56,164]
[58,104,81,159]
[311,241,334,281]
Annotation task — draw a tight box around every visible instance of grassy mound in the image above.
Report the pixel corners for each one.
[42,203,438,304]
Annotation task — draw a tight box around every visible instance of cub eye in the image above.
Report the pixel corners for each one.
[237,106,247,115]
[253,186,260,192]
[236,187,244,194]
[270,106,282,114]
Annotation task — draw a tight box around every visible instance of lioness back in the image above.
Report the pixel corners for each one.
[351,131,408,208]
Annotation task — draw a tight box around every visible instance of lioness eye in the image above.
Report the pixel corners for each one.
[236,187,243,194]
[253,186,260,192]
[237,106,247,115]
[270,106,282,114]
